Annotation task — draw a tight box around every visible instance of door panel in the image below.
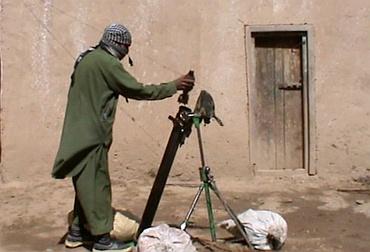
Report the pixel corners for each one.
[253,45,276,170]
[251,35,304,170]
[283,45,303,169]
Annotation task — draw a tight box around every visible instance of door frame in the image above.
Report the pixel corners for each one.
[244,24,317,175]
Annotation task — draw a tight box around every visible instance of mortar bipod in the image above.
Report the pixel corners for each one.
[179,122,255,250]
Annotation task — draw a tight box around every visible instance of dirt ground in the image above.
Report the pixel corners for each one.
[0,169,369,252]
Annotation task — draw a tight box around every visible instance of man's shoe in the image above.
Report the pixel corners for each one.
[65,226,83,248]
[92,233,134,252]
[64,225,93,248]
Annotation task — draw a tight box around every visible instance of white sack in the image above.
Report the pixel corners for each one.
[137,224,196,252]
[218,209,287,250]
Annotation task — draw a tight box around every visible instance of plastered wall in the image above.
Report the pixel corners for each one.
[1,0,369,182]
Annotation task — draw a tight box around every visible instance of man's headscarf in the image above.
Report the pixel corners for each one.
[100,23,132,61]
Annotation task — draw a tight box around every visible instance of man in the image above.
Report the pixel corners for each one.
[52,23,194,251]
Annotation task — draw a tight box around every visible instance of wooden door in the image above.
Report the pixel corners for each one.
[250,34,304,171]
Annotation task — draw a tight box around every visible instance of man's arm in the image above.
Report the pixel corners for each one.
[107,62,177,100]
[106,61,194,100]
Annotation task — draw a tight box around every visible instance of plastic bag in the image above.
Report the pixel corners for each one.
[137,224,196,252]
[218,209,287,250]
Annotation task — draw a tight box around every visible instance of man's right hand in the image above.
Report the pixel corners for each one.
[175,73,195,91]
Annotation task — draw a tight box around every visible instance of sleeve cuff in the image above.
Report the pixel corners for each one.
[167,81,178,96]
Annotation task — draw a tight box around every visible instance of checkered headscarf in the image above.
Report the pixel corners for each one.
[101,23,132,47]
[100,23,132,61]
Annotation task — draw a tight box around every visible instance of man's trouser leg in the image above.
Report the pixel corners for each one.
[72,146,114,236]
[71,194,87,229]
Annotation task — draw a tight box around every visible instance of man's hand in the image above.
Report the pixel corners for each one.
[175,72,195,91]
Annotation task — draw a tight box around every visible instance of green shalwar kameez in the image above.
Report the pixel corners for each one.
[52,47,177,235]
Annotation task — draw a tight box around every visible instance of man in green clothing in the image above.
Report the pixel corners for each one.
[52,23,194,252]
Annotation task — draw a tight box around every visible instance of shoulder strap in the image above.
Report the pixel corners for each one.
[70,45,98,84]
[73,45,98,69]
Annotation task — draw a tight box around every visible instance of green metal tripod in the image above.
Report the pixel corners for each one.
[179,117,254,250]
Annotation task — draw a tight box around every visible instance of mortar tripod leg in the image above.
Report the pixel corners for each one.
[180,184,204,231]
[204,182,217,241]
[211,182,255,251]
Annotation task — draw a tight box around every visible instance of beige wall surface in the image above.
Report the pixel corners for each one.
[0,0,369,182]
